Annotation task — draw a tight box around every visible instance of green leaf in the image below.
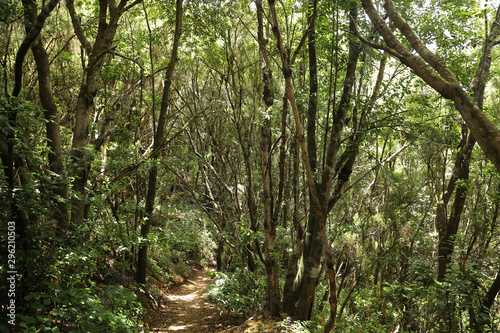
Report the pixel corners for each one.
[24,292,38,301]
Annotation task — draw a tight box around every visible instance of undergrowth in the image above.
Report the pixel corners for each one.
[205,268,265,315]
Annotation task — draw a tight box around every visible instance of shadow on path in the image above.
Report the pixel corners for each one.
[148,268,241,333]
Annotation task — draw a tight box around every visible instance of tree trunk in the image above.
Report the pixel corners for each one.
[268,1,362,327]
[474,269,500,332]
[286,0,324,318]
[287,208,323,319]
[136,0,183,284]
[257,0,281,316]
[29,31,69,230]
[136,165,157,284]
[282,136,303,310]
[436,129,475,281]
[237,124,262,272]
[68,0,130,224]
[4,0,60,228]
[262,120,280,315]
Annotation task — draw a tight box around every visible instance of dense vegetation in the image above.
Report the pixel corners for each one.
[2,0,500,332]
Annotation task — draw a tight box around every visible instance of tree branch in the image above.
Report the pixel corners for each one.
[13,0,60,97]
[360,0,455,98]
[66,0,92,54]
[383,0,456,82]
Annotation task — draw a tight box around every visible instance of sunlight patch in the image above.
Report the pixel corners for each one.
[168,325,191,331]
[167,293,198,302]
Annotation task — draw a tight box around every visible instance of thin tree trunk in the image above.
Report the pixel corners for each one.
[27,23,69,229]
[436,129,475,281]
[282,112,302,312]
[256,0,280,316]
[136,0,183,284]
[235,121,262,272]
[474,269,500,332]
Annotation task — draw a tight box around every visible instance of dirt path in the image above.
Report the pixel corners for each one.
[148,268,241,333]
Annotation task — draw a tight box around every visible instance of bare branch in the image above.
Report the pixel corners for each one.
[348,16,402,59]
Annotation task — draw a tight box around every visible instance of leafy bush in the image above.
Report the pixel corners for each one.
[205,268,264,315]
[20,284,144,332]
[2,230,146,332]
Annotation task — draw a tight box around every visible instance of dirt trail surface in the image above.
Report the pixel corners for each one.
[148,268,241,332]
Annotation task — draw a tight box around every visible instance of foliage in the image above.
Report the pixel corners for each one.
[0,0,21,23]
[0,224,145,332]
[206,268,265,315]
[20,283,144,333]
[275,318,323,333]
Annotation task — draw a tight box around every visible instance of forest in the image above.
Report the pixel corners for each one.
[1,0,500,332]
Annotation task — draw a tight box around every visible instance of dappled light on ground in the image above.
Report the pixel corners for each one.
[147,268,241,332]
[168,325,191,331]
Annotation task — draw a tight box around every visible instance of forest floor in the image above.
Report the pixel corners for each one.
[146,267,242,332]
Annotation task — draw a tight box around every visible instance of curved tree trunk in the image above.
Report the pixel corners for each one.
[361,0,500,172]
[1,0,59,245]
[474,269,500,332]
[26,14,69,229]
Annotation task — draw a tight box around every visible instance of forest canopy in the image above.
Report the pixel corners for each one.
[1,0,500,332]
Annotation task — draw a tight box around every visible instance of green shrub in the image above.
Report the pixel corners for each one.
[8,233,146,332]
[20,284,144,332]
[205,268,264,315]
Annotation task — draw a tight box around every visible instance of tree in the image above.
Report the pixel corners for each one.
[256,0,282,317]
[360,0,500,329]
[23,0,68,229]
[67,0,141,224]
[268,0,386,329]
[0,0,60,245]
[136,0,183,284]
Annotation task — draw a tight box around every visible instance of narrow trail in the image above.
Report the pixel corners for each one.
[148,268,241,333]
